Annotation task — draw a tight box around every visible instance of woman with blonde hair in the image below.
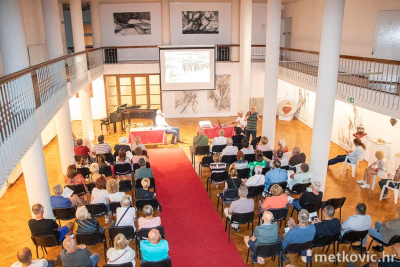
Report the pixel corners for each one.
[210,153,226,173]
[75,206,104,234]
[65,164,86,189]
[277,138,288,153]
[138,205,161,229]
[107,179,127,203]
[116,195,136,229]
[131,146,149,164]
[259,184,288,211]
[89,163,102,183]
[358,150,388,189]
[107,233,136,265]
[257,136,271,151]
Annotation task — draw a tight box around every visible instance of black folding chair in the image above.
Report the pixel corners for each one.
[119,179,134,200]
[368,234,400,251]
[207,171,229,198]
[339,230,369,256]
[97,152,114,164]
[247,185,264,201]
[217,188,239,217]
[199,155,214,176]
[247,241,282,267]
[99,165,113,177]
[114,163,133,177]
[263,151,273,160]
[65,184,86,198]
[267,181,288,193]
[313,233,340,264]
[245,154,256,162]
[110,202,122,218]
[321,197,346,221]
[85,203,108,218]
[77,167,90,178]
[261,166,270,175]
[280,165,290,171]
[221,155,237,166]
[76,231,107,263]
[211,145,226,153]
[74,155,88,163]
[135,178,156,192]
[289,182,311,195]
[136,226,166,259]
[233,143,243,150]
[237,168,250,179]
[105,263,133,267]
[31,235,62,258]
[225,211,254,243]
[281,241,313,267]
[291,201,322,218]
[259,208,289,227]
[136,198,159,216]
[52,207,76,227]
[192,145,210,166]
[141,259,172,267]
[108,226,136,247]
[250,136,261,149]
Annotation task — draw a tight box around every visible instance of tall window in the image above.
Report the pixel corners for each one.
[104,74,161,114]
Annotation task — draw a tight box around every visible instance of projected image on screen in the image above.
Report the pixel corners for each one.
[165,51,210,83]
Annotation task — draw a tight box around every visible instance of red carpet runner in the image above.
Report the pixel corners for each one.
[148,148,246,267]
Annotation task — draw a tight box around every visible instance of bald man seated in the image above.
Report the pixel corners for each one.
[28,203,74,242]
[11,247,60,267]
[140,229,169,262]
[60,236,100,267]
[244,211,279,264]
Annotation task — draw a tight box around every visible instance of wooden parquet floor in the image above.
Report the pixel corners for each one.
[0,116,397,267]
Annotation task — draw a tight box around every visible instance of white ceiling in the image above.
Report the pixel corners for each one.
[59,0,304,5]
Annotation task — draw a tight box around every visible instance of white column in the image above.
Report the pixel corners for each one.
[309,0,345,191]
[161,0,171,45]
[90,0,102,48]
[262,0,282,147]
[22,139,54,219]
[43,0,75,174]
[0,0,30,75]
[231,0,240,61]
[239,0,252,112]
[70,0,95,141]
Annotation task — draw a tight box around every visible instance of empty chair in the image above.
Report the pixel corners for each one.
[77,167,91,178]
[263,151,273,160]
[216,188,239,218]
[75,231,107,263]
[119,180,134,200]
[245,153,256,162]
[31,235,62,258]
[313,233,340,263]
[237,168,250,179]
[52,207,76,227]
[99,165,113,178]
[338,230,369,256]
[225,211,255,243]
[246,241,282,267]
[211,144,226,153]
[221,155,237,166]
[206,171,229,198]
[192,145,210,166]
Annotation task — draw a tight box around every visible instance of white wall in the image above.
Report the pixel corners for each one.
[283,0,400,57]
[100,3,162,47]
[170,2,231,45]
[40,118,57,146]
[251,3,267,45]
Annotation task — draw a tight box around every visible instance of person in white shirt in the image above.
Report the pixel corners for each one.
[12,247,57,267]
[221,138,238,156]
[341,203,372,251]
[287,163,313,190]
[328,138,365,166]
[131,136,146,151]
[257,136,271,152]
[230,110,247,133]
[211,129,227,152]
[358,150,388,189]
[107,234,135,266]
[116,195,136,230]
[156,110,183,144]
[243,165,265,187]
[241,138,255,155]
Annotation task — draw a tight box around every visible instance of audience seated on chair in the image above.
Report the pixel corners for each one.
[264,160,288,193]
[248,149,268,176]
[243,165,265,187]
[89,163,102,183]
[107,233,136,266]
[190,128,209,156]
[232,127,245,144]
[137,178,156,200]
[12,247,59,267]
[368,205,400,252]
[210,153,226,173]
[74,138,91,157]
[283,209,316,250]
[116,148,131,165]
[93,134,112,155]
[270,150,288,168]
[288,147,306,167]
[91,175,109,205]
[244,211,279,264]
[224,186,254,231]
[260,184,288,211]
[229,151,248,172]
[107,178,127,203]
[328,137,365,166]
[138,205,162,229]
[210,129,227,151]
[288,163,313,190]
[77,157,90,168]
[75,206,105,234]
[256,136,271,152]
[51,184,83,208]
[65,164,86,189]
[140,229,169,262]
[136,158,154,180]
[277,138,289,153]
[311,205,341,240]
[240,138,255,155]
[116,195,136,229]
[28,203,73,242]
[341,203,372,251]
[132,136,146,151]
[221,138,238,156]
[114,136,132,156]
[95,154,110,167]
[358,150,388,189]
[131,147,149,164]
[83,138,94,155]
[365,243,400,267]
[60,236,100,267]
[219,168,242,195]
[379,165,400,200]
[292,181,323,211]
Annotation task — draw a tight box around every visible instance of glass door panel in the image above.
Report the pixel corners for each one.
[149,74,161,110]
[134,76,148,108]
[106,76,118,113]
[119,77,132,106]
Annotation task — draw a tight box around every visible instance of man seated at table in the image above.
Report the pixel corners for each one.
[190,128,209,156]
[230,110,247,134]
[156,110,183,144]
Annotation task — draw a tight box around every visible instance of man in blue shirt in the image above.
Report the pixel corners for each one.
[140,229,169,262]
[50,184,83,208]
[283,209,316,250]
[264,160,288,192]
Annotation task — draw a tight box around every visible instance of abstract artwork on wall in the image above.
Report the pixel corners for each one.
[175,92,199,113]
[296,88,309,121]
[207,74,231,112]
[182,11,218,34]
[114,12,151,36]
[338,105,363,148]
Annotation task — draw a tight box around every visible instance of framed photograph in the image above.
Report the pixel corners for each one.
[182,11,218,34]
[114,12,151,36]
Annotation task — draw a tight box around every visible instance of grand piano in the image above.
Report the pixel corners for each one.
[108,104,158,133]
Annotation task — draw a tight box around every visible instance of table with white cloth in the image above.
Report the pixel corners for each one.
[129,127,167,145]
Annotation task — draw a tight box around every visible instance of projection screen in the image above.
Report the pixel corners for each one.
[159,45,216,91]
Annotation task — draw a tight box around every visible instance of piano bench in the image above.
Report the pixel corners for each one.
[100,118,110,131]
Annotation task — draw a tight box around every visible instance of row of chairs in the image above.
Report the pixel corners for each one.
[75,150,149,165]
[77,162,151,180]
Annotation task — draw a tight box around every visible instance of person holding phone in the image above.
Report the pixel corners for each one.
[244,105,261,141]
